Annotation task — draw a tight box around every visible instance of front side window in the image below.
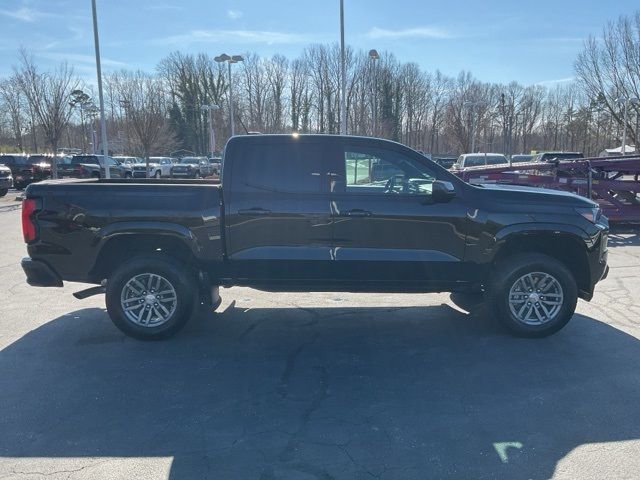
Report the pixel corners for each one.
[342,146,436,196]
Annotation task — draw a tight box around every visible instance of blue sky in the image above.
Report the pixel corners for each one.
[0,0,637,85]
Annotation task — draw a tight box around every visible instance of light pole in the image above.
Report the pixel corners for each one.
[339,0,346,135]
[215,54,244,137]
[616,97,640,155]
[91,0,109,178]
[201,104,220,157]
[368,49,379,137]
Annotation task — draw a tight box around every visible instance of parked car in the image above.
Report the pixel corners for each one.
[150,157,179,177]
[0,162,13,196]
[208,157,222,175]
[21,134,609,340]
[451,153,509,171]
[27,155,53,180]
[0,154,51,189]
[55,155,77,177]
[114,156,162,178]
[510,154,534,163]
[532,152,584,162]
[67,155,133,179]
[170,156,211,178]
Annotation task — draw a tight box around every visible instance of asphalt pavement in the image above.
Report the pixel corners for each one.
[1,196,640,480]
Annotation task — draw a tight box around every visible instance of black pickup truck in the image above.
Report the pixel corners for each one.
[21,135,609,340]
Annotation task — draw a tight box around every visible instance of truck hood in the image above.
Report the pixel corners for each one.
[473,183,598,208]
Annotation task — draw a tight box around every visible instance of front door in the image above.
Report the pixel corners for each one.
[224,138,334,284]
[329,140,469,290]
[105,157,122,178]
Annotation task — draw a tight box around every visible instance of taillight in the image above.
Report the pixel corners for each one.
[22,198,39,243]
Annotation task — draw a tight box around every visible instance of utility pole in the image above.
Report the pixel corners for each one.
[92,0,109,178]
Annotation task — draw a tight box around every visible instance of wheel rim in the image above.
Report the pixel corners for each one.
[120,273,177,327]
[508,271,564,326]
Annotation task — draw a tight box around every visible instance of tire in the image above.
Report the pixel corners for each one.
[154,170,161,179]
[125,172,132,179]
[91,172,100,179]
[489,253,577,338]
[105,255,197,340]
[0,188,7,197]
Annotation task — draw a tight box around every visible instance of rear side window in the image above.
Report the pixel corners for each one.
[233,142,323,193]
[2,156,28,165]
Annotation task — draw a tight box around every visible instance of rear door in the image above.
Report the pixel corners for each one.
[224,138,333,283]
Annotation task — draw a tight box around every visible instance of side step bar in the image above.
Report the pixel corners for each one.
[73,285,106,299]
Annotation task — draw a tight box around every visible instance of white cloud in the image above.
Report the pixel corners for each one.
[227,9,243,20]
[156,29,311,46]
[536,77,575,86]
[366,26,455,40]
[37,52,127,68]
[0,6,52,22]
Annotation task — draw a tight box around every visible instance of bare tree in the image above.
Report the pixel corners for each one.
[575,11,640,146]
[113,70,172,174]
[15,50,78,176]
[0,74,25,151]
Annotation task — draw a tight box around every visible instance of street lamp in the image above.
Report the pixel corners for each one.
[339,0,346,135]
[201,104,220,157]
[215,54,244,137]
[91,0,109,178]
[368,49,379,137]
[616,97,640,155]
[464,101,486,153]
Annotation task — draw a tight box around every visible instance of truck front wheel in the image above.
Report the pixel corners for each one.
[490,253,577,338]
[106,256,196,340]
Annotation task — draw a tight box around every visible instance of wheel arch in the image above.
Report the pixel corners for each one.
[90,224,200,281]
[492,225,591,297]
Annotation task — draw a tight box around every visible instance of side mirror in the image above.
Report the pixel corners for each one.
[432,180,456,203]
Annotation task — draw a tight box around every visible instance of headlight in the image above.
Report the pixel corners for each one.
[576,206,601,223]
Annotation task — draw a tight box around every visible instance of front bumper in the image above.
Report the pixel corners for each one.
[21,257,63,287]
[580,222,609,300]
[171,171,197,178]
[132,171,148,178]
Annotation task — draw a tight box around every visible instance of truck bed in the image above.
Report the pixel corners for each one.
[25,178,223,284]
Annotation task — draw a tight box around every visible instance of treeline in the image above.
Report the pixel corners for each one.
[1,12,639,157]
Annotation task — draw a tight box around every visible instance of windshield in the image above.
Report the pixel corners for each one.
[180,158,201,164]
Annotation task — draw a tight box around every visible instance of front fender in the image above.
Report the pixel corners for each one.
[465,221,592,267]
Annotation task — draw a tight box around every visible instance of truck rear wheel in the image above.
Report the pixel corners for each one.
[490,253,577,338]
[0,188,7,197]
[105,256,196,340]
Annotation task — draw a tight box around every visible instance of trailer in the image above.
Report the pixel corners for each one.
[452,155,640,223]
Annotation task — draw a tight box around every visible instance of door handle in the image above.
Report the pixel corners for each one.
[341,209,372,217]
[238,208,271,215]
